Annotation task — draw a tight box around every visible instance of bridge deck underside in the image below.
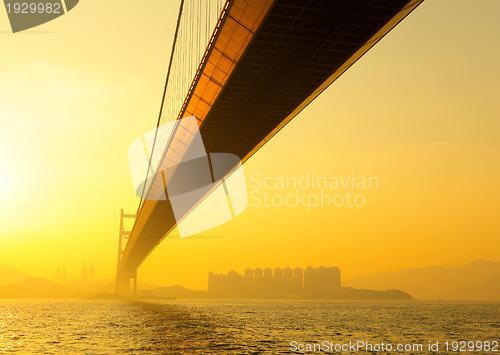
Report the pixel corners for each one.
[117,0,422,281]
[201,0,417,157]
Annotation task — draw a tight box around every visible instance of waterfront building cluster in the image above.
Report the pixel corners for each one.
[208,266,341,299]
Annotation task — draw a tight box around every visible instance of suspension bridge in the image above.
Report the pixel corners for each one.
[115,0,424,293]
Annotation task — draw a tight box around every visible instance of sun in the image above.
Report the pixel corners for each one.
[0,164,9,200]
[0,169,4,196]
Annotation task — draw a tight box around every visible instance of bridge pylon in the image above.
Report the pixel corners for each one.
[115,209,137,295]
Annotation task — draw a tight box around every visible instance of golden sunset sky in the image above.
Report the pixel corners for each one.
[0,0,499,290]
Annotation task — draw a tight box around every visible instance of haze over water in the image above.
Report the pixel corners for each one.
[1,300,498,354]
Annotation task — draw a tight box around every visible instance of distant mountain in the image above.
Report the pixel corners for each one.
[344,259,500,300]
[0,263,31,286]
[0,262,163,298]
[0,277,82,298]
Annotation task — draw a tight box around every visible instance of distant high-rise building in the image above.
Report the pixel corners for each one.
[316,266,327,297]
[208,272,226,298]
[254,268,264,297]
[264,268,273,278]
[227,270,244,298]
[263,268,273,297]
[244,268,254,298]
[304,266,316,297]
[284,268,293,296]
[293,267,304,294]
[274,268,284,297]
[208,271,214,295]
[325,266,341,295]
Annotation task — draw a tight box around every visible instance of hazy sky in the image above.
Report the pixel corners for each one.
[0,0,499,290]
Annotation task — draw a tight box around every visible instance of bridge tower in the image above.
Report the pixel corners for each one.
[82,262,94,285]
[55,266,67,284]
[115,209,137,294]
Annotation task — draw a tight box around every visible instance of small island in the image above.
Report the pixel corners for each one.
[203,266,413,300]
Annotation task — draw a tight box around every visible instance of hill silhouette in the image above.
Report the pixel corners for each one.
[0,277,81,298]
[0,263,31,286]
[345,259,500,300]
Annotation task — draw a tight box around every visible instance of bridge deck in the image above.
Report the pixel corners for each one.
[117,0,423,290]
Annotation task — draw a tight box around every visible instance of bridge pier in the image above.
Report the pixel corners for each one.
[115,270,137,295]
